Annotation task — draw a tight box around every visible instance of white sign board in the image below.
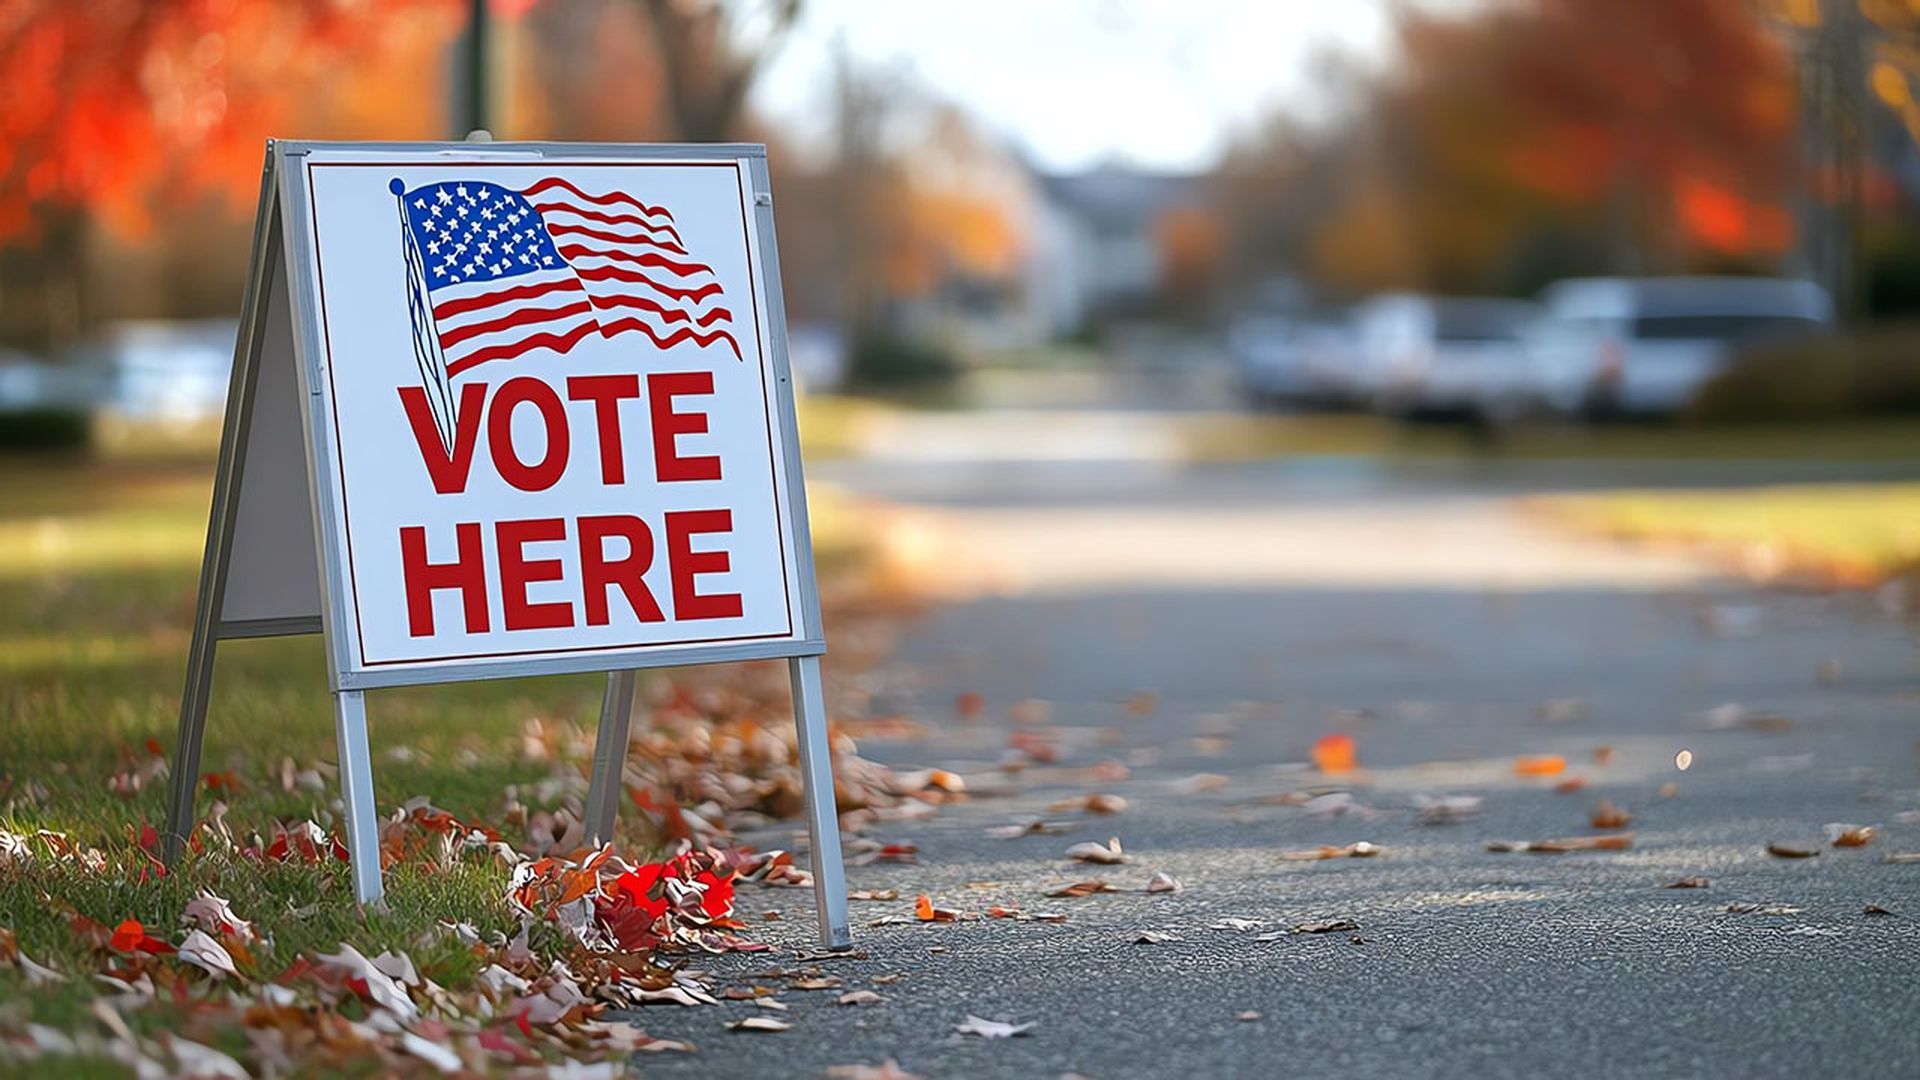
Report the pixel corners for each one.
[167,142,846,947]
[296,150,817,684]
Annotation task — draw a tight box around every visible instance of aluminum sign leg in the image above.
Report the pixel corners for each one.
[787,655,851,949]
[163,633,219,864]
[332,690,385,906]
[584,669,638,846]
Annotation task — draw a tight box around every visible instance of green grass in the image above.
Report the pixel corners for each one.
[1179,414,1920,463]
[0,446,874,1050]
[1535,482,1920,582]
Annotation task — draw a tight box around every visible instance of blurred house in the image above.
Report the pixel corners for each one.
[1033,165,1202,336]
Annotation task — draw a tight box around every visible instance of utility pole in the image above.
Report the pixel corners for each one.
[454,0,491,137]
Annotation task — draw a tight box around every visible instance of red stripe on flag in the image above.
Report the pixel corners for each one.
[531,202,684,245]
[432,277,581,321]
[545,221,687,255]
[437,298,593,351]
[556,244,714,278]
[444,321,601,377]
[522,178,675,220]
[574,264,726,303]
[585,292,734,327]
[595,316,743,360]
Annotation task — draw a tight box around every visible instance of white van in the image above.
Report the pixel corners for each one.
[1529,277,1831,417]
[1353,294,1542,421]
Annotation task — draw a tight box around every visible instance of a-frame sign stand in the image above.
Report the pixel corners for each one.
[163,141,851,950]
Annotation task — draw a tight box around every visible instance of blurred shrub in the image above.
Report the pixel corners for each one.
[1689,325,1920,421]
[847,333,957,389]
[0,408,90,451]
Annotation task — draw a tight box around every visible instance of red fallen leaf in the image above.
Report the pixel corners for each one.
[135,822,161,857]
[956,692,985,720]
[144,738,164,758]
[109,919,174,955]
[914,894,961,922]
[1554,776,1588,794]
[595,891,663,953]
[1312,734,1357,774]
[479,1027,542,1065]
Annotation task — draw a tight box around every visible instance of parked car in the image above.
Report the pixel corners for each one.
[1352,293,1543,421]
[1228,311,1357,409]
[1528,277,1832,417]
[66,318,237,425]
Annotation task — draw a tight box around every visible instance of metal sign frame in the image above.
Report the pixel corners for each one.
[163,141,851,950]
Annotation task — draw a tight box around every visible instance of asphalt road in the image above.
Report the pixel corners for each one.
[626,421,1920,1079]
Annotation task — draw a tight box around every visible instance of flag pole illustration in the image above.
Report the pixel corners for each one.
[390,176,743,452]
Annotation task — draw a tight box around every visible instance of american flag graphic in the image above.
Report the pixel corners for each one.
[390,176,742,448]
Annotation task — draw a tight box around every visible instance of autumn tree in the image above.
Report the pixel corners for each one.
[634,0,802,142]
[0,0,461,349]
[1215,0,1799,300]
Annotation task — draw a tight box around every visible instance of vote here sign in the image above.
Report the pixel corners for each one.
[289,151,812,677]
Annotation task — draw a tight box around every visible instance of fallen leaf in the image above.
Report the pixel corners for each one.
[181,891,254,941]
[954,1015,1033,1039]
[1292,920,1360,934]
[1726,902,1801,915]
[1145,871,1183,894]
[913,895,962,922]
[1413,794,1482,825]
[1487,833,1633,854]
[1664,877,1711,889]
[1589,799,1631,829]
[1064,837,1129,865]
[1767,843,1820,859]
[177,930,237,980]
[1172,773,1230,795]
[1514,755,1566,777]
[1007,699,1052,726]
[729,1017,792,1032]
[1826,824,1876,848]
[1592,745,1616,765]
[1554,776,1588,794]
[1046,881,1117,899]
[1883,852,1920,864]
[1864,904,1894,916]
[1237,1010,1261,1022]
[1132,931,1178,945]
[1211,918,1264,932]
[1277,841,1381,861]
[849,890,900,902]
[1311,734,1356,774]
[838,989,884,1006]
[985,820,1074,840]
[827,1061,924,1080]
[956,692,985,720]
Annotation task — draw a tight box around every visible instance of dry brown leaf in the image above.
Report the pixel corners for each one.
[1592,745,1616,765]
[848,889,899,902]
[1277,841,1381,861]
[1766,843,1820,859]
[1589,799,1631,829]
[1863,904,1894,916]
[1826,824,1876,848]
[838,989,884,1006]
[1487,833,1633,854]
[985,820,1074,840]
[1726,902,1800,915]
[1046,880,1117,899]
[1291,919,1360,934]
[1554,776,1587,794]
[1664,877,1710,889]
[729,1017,792,1033]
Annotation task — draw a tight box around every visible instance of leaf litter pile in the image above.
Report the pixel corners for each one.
[0,591,978,1076]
